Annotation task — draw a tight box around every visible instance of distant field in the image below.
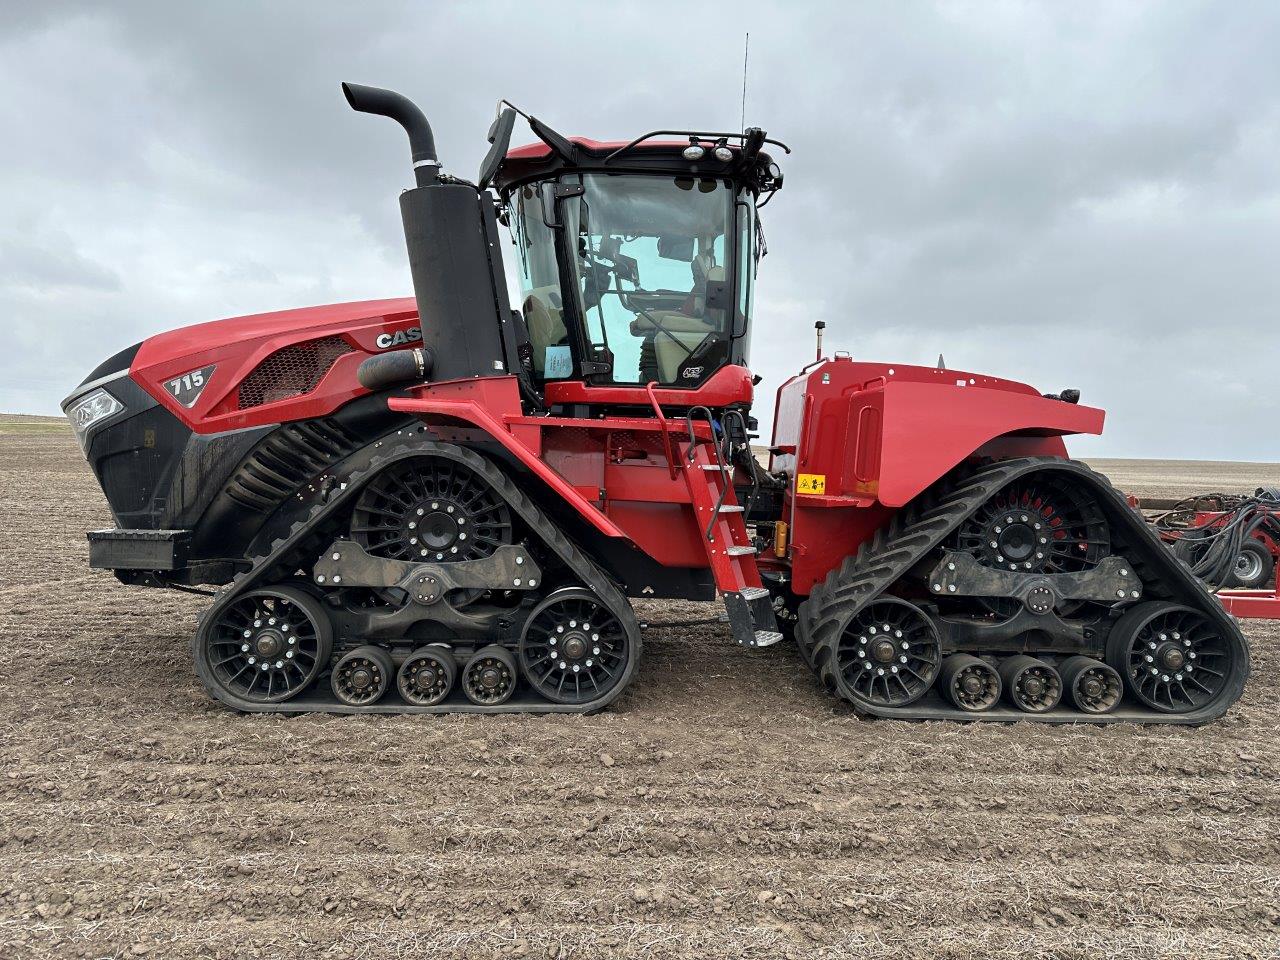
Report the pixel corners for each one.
[1083,458,1280,501]
[0,414,68,436]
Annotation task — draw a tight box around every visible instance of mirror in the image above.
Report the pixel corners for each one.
[477,107,518,189]
[657,235,695,262]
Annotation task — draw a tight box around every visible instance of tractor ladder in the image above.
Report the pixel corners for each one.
[662,403,781,648]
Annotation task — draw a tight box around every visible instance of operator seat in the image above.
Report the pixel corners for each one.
[630,265,725,381]
[521,286,568,376]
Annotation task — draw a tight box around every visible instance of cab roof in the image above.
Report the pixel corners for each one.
[494,136,778,197]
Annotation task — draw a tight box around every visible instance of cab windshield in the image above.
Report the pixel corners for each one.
[566,174,734,385]
[507,173,750,386]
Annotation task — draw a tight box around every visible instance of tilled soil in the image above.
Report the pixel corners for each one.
[1,432,1277,959]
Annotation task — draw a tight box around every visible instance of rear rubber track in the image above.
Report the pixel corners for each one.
[795,457,1250,724]
[192,428,641,714]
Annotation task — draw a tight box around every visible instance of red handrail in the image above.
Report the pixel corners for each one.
[645,381,678,479]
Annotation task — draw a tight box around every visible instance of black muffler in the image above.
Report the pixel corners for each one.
[344,82,512,383]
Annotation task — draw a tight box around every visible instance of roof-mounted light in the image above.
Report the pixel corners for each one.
[682,141,706,161]
[713,139,734,162]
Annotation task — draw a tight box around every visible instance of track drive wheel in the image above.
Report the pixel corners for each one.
[196,585,332,705]
[332,645,394,706]
[1105,601,1244,713]
[462,645,517,705]
[397,646,457,706]
[952,474,1111,615]
[827,598,941,708]
[519,587,635,705]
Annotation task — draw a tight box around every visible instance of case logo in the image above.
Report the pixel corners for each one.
[375,326,422,350]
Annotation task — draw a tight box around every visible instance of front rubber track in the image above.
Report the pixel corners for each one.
[796,457,1250,725]
[192,429,641,715]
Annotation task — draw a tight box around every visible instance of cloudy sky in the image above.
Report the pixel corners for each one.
[4,1,1278,459]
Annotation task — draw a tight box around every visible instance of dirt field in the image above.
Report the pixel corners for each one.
[2,428,1278,959]
[1083,458,1280,501]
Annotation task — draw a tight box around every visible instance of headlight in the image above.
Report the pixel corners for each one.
[67,388,124,452]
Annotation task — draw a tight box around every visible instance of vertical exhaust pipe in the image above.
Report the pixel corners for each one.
[344,83,512,383]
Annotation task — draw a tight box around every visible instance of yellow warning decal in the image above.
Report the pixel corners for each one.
[796,473,826,496]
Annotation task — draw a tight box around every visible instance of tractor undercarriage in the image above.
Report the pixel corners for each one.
[795,458,1249,723]
[193,434,641,713]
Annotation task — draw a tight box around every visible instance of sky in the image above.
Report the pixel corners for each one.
[3,1,1278,459]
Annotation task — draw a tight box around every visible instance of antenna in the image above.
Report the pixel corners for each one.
[740,32,750,132]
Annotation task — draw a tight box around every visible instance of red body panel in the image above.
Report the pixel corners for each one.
[771,357,1104,594]
[130,298,419,434]
[545,365,754,409]
[390,377,712,567]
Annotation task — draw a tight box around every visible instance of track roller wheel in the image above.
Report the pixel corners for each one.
[1105,601,1243,713]
[831,598,941,708]
[462,645,517,705]
[397,646,457,706]
[519,587,634,705]
[331,645,394,705]
[196,585,332,705]
[939,654,1001,712]
[998,655,1062,713]
[1059,656,1122,714]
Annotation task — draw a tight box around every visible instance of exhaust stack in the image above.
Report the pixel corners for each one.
[342,82,440,186]
[344,83,511,383]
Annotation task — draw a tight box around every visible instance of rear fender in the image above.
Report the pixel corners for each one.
[869,380,1103,506]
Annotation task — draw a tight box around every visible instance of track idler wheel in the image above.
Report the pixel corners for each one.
[1059,656,1122,714]
[939,654,1001,712]
[830,598,941,708]
[331,645,394,705]
[998,655,1062,713]
[519,587,634,705]
[397,646,456,706]
[1105,601,1244,713]
[462,645,517,705]
[196,585,332,705]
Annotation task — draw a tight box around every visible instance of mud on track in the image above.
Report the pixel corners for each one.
[1,430,1278,959]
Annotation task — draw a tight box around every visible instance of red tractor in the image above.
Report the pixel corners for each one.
[64,84,1249,722]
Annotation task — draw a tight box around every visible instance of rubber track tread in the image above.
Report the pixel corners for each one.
[193,431,641,715]
[795,457,1249,724]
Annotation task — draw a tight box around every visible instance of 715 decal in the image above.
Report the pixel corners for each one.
[165,365,216,408]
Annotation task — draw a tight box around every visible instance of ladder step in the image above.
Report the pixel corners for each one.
[699,464,722,472]
[740,586,770,601]
[725,546,757,557]
[750,630,785,648]
[718,505,744,514]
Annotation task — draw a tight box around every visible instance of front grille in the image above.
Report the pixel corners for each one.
[238,336,352,410]
[225,418,362,512]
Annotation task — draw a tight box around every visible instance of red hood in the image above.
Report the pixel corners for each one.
[133,297,417,369]
[128,297,422,435]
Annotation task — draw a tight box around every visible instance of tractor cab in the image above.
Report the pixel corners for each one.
[490,121,785,395]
